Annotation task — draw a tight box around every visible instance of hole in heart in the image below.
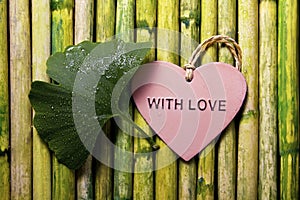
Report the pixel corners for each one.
[185,75,195,84]
[186,78,192,83]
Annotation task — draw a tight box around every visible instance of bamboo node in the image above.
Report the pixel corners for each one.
[279,148,300,156]
[183,35,242,81]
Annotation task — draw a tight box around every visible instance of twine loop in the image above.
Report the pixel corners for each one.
[184,35,242,81]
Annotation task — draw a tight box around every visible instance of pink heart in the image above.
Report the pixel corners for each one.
[131,61,247,161]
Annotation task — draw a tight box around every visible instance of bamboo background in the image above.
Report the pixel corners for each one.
[0,0,299,199]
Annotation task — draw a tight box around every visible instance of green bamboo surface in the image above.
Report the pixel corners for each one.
[217,0,237,199]
[278,0,299,199]
[51,1,75,199]
[0,155,9,200]
[197,0,217,199]
[134,0,156,199]
[1,1,300,199]
[259,1,278,199]
[32,0,51,199]
[133,110,154,200]
[94,1,115,199]
[0,0,10,199]
[96,0,115,42]
[114,0,135,199]
[95,122,113,200]
[74,1,94,199]
[115,0,134,41]
[156,1,179,200]
[178,0,199,199]
[237,0,259,199]
[9,0,32,199]
[136,0,156,60]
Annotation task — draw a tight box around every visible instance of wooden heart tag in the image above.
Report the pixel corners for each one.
[132,35,247,161]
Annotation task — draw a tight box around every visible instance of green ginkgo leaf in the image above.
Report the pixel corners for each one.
[29,39,151,169]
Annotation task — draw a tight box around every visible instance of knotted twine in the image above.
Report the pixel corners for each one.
[183,35,242,81]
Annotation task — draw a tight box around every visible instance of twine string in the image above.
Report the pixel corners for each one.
[184,35,242,81]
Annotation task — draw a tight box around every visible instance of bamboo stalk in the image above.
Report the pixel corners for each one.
[115,0,134,41]
[217,124,236,200]
[9,0,32,199]
[76,158,93,200]
[114,126,133,200]
[157,0,179,62]
[134,2,157,199]
[136,0,156,60]
[95,123,113,200]
[74,1,94,199]
[278,0,299,199]
[237,0,259,199]
[0,0,10,199]
[75,0,94,43]
[96,0,115,42]
[178,0,199,199]
[113,0,135,199]
[217,0,237,199]
[51,1,75,199]
[94,1,115,199]
[180,0,200,58]
[197,1,217,199]
[156,1,179,199]
[133,109,154,200]
[179,159,197,200]
[0,155,9,200]
[258,1,278,199]
[31,0,51,199]
[51,0,74,52]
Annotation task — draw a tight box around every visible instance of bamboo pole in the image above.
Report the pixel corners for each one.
[115,0,134,41]
[134,1,157,199]
[237,0,259,199]
[156,1,179,199]
[258,1,278,199]
[74,1,94,199]
[51,1,75,199]
[0,155,9,200]
[9,0,32,199]
[31,0,51,199]
[96,0,115,42]
[178,0,199,199]
[179,156,197,199]
[95,122,113,199]
[136,0,156,60]
[0,0,10,199]
[133,110,154,200]
[113,0,134,199]
[94,1,115,199]
[217,0,237,199]
[278,0,299,199]
[197,1,217,199]
[75,0,94,43]
[51,0,74,52]
[77,160,93,200]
